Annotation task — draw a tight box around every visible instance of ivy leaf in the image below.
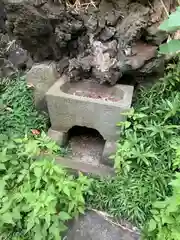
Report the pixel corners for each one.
[159,40,180,54]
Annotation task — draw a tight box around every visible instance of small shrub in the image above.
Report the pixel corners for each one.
[0,135,91,240]
[144,173,180,240]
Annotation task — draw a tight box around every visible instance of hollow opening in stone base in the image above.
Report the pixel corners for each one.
[67,126,105,166]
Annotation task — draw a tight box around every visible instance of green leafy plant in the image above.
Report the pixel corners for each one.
[159,6,180,54]
[0,135,91,240]
[87,60,180,227]
[114,62,180,175]
[87,166,171,226]
[144,173,180,240]
[0,75,48,137]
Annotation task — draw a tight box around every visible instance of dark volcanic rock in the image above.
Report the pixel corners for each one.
[99,26,116,42]
[0,58,17,78]
[5,1,84,61]
[3,0,166,85]
[0,0,6,33]
[0,32,33,74]
[8,47,33,69]
[6,3,57,61]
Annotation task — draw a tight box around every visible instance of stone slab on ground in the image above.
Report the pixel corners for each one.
[26,61,58,111]
[65,211,140,240]
[55,156,114,177]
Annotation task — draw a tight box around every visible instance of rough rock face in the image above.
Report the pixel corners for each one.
[0,1,33,78]
[0,0,6,33]
[3,0,172,85]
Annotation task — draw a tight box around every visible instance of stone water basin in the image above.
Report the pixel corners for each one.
[46,75,134,167]
[46,75,133,141]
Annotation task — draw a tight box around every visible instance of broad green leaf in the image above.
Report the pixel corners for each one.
[59,221,67,232]
[153,200,168,209]
[162,215,175,224]
[63,186,70,197]
[0,201,13,214]
[148,219,157,232]
[0,163,6,170]
[159,9,180,32]
[0,180,6,198]
[59,211,71,221]
[45,214,51,227]
[159,40,180,54]
[78,206,85,214]
[34,167,42,178]
[49,223,60,240]
[34,224,42,240]
[12,207,21,220]
[1,212,14,224]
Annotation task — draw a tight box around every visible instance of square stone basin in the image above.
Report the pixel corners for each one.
[60,81,125,102]
[46,75,134,142]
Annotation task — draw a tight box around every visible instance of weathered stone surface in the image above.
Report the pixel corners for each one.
[54,155,114,177]
[145,23,168,45]
[3,0,167,85]
[65,211,140,240]
[8,47,33,69]
[116,3,150,54]
[99,27,116,41]
[101,141,116,167]
[5,1,85,62]
[48,128,68,146]
[124,42,157,70]
[0,1,6,33]
[0,32,33,78]
[26,61,58,111]
[0,57,17,78]
[46,75,134,141]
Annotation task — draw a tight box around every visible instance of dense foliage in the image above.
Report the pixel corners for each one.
[145,173,180,240]
[0,135,91,240]
[1,55,180,239]
[0,76,91,239]
[87,58,180,230]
